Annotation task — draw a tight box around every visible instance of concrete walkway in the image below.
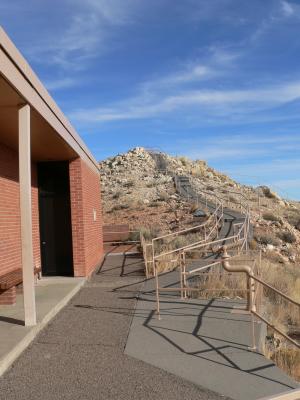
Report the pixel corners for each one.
[0,276,85,376]
[126,269,299,400]
[0,254,230,400]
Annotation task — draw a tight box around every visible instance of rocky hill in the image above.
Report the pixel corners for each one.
[99,147,300,265]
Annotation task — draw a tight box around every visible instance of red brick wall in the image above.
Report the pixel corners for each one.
[70,158,103,277]
[0,142,102,282]
[0,142,41,277]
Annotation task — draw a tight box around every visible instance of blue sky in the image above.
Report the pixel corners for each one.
[1,0,300,199]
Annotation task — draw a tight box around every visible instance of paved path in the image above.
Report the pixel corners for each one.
[0,253,230,400]
[126,270,299,400]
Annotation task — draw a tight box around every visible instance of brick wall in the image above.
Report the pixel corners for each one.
[70,158,103,277]
[0,142,41,304]
[0,142,41,279]
[0,142,102,285]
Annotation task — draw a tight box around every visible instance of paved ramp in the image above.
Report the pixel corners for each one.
[0,253,229,400]
[125,273,299,400]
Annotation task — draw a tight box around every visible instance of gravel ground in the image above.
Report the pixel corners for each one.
[0,253,231,400]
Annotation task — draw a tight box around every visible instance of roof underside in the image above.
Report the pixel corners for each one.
[0,76,77,161]
[0,27,99,171]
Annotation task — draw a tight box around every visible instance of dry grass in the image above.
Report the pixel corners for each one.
[189,269,247,299]
[257,258,300,381]
[265,345,300,382]
[262,212,281,222]
[254,233,281,246]
[186,251,260,299]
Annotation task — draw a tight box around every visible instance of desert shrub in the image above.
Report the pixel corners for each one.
[277,231,297,244]
[139,227,161,241]
[191,167,204,177]
[229,195,237,203]
[249,239,258,250]
[179,156,189,166]
[112,191,121,199]
[146,181,157,188]
[190,203,199,213]
[227,182,235,187]
[254,233,281,246]
[148,201,160,207]
[158,191,169,202]
[284,210,300,229]
[263,212,280,222]
[109,203,130,212]
[261,186,278,199]
[123,180,135,188]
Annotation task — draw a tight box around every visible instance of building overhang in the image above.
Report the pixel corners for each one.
[0,27,99,172]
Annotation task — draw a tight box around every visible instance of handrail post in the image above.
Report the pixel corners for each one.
[248,274,257,350]
[183,251,187,299]
[154,259,161,320]
[180,252,184,299]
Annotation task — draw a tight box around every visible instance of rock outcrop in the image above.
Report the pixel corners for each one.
[99,147,300,264]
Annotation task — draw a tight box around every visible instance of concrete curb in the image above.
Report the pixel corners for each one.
[0,278,86,377]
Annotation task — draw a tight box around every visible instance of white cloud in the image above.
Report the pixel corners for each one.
[281,0,294,17]
[139,48,239,96]
[44,77,78,91]
[26,0,139,69]
[160,65,214,85]
[169,133,300,162]
[70,80,300,123]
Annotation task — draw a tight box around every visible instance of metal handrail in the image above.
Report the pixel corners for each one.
[152,202,223,261]
[220,248,300,350]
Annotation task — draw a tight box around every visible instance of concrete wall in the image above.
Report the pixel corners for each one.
[70,157,103,277]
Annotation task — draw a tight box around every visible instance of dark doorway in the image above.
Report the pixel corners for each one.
[37,161,73,276]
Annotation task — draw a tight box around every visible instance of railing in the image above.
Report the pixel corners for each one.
[140,231,154,279]
[221,246,300,350]
[151,201,223,263]
[103,224,140,244]
[103,225,152,276]
[147,167,251,302]
[149,173,226,268]
[178,236,251,300]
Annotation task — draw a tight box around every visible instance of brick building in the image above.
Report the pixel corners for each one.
[0,28,103,324]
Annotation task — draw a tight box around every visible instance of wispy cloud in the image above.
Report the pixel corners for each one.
[139,47,239,97]
[26,0,139,70]
[249,0,300,44]
[281,0,294,17]
[153,65,215,87]
[170,134,300,161]
[44,77,79,91]
[70,79,300,123]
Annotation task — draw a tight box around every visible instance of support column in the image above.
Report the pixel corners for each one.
[19,104,36,326]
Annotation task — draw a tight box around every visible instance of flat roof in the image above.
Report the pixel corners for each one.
[0,26,99,172]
